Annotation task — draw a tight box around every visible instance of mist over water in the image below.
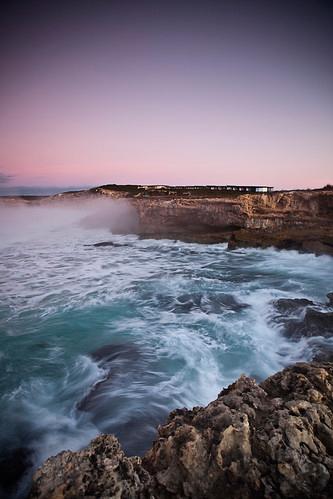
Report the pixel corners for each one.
[0,200,332,498]
[0,198,138,246]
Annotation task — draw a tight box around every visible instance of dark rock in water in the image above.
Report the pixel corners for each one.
[30,362,333,498]
[171,292,249,314]
[273,297,314,315]
[210,292,249,312]
[77,343,140,412]
[282,309,333,340]
[327,292,333,307]
[143,291,249,315]
[171,292,202,313]
[91,343,140,364]
[302,309,333,337]
[92,241,129,247]
[313,347,333,362]
[272,297,333,340]
[93,241,116,247]
[77,343,167,457]
[0,447,33,496]
[272,297,333,364]
[227,232,237,250]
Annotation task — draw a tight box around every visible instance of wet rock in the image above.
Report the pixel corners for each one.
[31,362,333,499]
[92,241,129,247]
[93,241,117,247]
[282,309,333,340]
[171,292,249,314]
[77,343,140,412]
[271,298,333,340]
[227,233,238,250]
[313,347,333,363]
[301,240,333,256]
[302,309,333,337]
[91,343,140,364]
[171,293,202,313]
[210,293,249,312]
[273,298,315,315]
[76,344,164,457]
[327,293,333,307]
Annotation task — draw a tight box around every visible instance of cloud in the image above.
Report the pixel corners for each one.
[0,171,15,184]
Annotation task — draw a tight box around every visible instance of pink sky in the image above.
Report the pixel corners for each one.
[1,2,332,190]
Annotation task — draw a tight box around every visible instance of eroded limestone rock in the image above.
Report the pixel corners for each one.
[29,435,151,499]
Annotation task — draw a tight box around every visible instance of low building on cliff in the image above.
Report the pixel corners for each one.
[225,185,273,193]
[98,184,274,196]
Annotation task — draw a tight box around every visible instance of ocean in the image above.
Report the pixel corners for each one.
[0,200,332,498]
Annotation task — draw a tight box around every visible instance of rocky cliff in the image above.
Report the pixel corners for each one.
[1,188,332,255]
[30,361,333,499]
[131,190,333,255]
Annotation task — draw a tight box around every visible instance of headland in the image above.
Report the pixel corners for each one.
[2,184,332,255]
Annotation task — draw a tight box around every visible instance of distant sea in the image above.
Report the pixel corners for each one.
[0,186,90,196]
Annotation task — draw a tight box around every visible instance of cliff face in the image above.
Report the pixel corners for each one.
[30,362,333,499]
[131,191,333,255]
[1,188,332,254]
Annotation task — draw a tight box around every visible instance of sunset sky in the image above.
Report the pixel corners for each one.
[0,0,332,190]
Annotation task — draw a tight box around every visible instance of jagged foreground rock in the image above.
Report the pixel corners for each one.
[29,437,150,499]
[30,362,333,498]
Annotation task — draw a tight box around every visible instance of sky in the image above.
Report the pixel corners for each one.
[0,0,332,190]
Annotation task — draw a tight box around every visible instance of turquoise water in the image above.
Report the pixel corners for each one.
[0,201,332,497]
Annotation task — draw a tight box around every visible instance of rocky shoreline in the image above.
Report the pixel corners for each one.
[28,292,333,498]
[30,360,333,498]
[131,190,333,256]
[1,187,332,255]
